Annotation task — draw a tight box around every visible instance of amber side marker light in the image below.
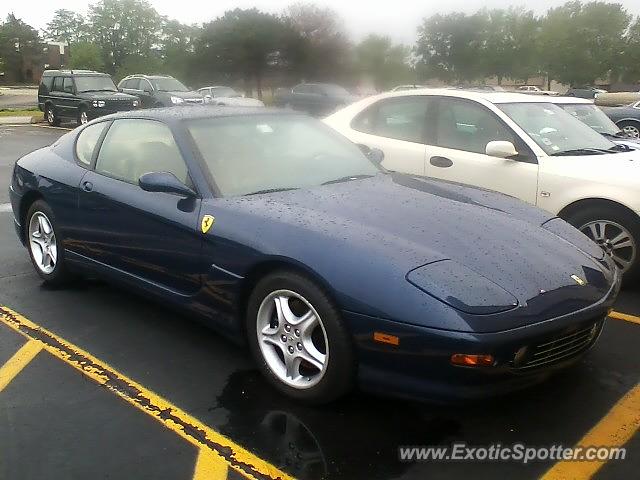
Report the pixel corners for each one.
[373,332,399,346]
[451,353,495,367]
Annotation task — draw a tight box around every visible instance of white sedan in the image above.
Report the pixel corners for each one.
[324,88,640,281]
[197,86,264,107]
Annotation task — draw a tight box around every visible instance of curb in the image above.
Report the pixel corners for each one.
[0,116,44,125]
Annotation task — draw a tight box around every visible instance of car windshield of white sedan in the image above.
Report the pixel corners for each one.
[498,103,617,155]
[558,104,620,135]
[212,87,239,97]
[187,115,380,196]
[75,76,118,93]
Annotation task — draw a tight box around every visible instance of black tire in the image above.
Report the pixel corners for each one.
[25,200,73,286]
[45,104,60,126]
[564,205,640,283]
[616,120,640,139]
[77,106,88,126]
[245,270,355,404]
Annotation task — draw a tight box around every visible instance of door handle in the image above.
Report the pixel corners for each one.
[430,156,454,168]
[82,181,93,192]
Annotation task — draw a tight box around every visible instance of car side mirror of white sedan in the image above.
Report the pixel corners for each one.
[486,140,518,159]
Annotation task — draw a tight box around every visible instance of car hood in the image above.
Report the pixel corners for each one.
[206,174,614,331]
[78,91,138,101]
[213,97,264,107]
[612,138,640,150]
[541,150,640,186]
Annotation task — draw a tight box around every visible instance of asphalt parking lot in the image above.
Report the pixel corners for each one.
[0,124,638,480]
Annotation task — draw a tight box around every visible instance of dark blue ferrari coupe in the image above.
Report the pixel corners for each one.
[9,107,620,403]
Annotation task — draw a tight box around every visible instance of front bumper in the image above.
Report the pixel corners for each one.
[344,270,621,402]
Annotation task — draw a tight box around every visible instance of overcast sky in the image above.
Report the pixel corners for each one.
[3,0,640,44]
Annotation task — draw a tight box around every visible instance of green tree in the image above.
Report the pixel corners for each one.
[196,9,298,98]
[354,34,413,89]
[45,9,89,43]
[539,1,631,86]
[68,42,105,71]
[88,0,162,74]
[621,17,640,83]
[158,19,198,81]
[285,2,350,81]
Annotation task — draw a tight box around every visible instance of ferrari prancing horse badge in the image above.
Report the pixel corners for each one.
[201,215,215,234]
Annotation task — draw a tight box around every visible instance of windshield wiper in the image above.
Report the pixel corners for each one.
[550,148,608,156]
[244,187,299,196]
[321,174,374,185]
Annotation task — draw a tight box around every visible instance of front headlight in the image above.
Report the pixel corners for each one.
[92,100,106,108]
[406,260,518,314]
[170,96,184,105]
[132,100,139,107]
[541,217,605,260]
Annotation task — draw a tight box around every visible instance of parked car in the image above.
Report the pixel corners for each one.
[552,97,640,149]
[454,85,506,92]
[565,86,607,99]
[118,74,203,108]
[516,85,559,96]
[273,83,355,116]
[9,107,619,403]
[324,89,640,281]
[600,101,640,138]
[197,86,264,107]
[38,69,140,126]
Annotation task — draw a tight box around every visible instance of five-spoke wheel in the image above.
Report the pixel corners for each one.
[28,211,57,274]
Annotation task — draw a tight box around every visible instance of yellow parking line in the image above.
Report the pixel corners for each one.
[0,306,293,480]
[192,448,229,480]
[0,339,42,392]
[609,311,640,325]
[541,383,640,480]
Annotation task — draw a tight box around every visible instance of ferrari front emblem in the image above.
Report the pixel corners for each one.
[201,215,215,234]
[571,274,586,286]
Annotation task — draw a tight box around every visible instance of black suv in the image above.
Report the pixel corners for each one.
[38,70,140,126]
[118,74,204,108]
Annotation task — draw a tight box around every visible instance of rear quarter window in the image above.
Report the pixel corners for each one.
[40,76,54,93]
[76,122,110,166]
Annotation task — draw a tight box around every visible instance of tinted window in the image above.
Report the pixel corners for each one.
[149,77,188,92]
[41,76,54,92]
[96,119,189,186]
[52,77,64,92]
[123,78,140,89]
[352,97,430,143]
[63,77,74,93]
[436,98,516,154]
[187,115,380,197]
[75,76,117,92]
[75,122,109,166]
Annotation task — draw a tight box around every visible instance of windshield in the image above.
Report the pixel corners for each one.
[322,84,350,96]
[557,104,620,135]
[74,76,117,92]
[211,87,239,97]
[498,102,616,155]
[187,115,380,197]
[150,77,189,92]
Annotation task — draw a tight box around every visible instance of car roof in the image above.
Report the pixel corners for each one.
[125,74,174,79]
[43,70,109,77]
[97,105,294,123]
[368,88,564,104]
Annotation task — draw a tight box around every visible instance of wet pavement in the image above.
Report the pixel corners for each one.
[0,125,638,480]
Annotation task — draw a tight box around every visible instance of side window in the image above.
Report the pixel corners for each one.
[75,122,109,166]
[63,77,74,93]
[52,77,63,92]
[352,97,431,144]
[41,76,54,92]
[95,119,190,187]
[435,99,516,154]
[140,79,152,92]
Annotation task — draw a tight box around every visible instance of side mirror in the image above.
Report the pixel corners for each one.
[139,172,196,197]
[486,140,518,159]
[358,144,384,165]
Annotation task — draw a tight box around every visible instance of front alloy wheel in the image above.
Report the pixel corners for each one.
[257,290,328,389]
[246,271,354,404]
[580,220,636,273]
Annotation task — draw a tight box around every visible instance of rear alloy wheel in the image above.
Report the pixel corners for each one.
[45,105,60,126]
[246,271,354,404]
[566,205,640,283]
[618,121,640,139]
[78,108,88,125]
[26,200,72,285]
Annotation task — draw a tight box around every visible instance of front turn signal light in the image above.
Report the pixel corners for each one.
[450,353,495,367]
